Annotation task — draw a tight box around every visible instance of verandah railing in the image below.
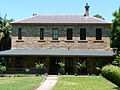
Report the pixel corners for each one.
[6,68,40,74]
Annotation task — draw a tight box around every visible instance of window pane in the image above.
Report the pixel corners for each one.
[96,28,102,40]
[53,28,58,40]
[40,28,44,40]
[80,28,86,40]
[18,28,22,39]
[67,28,73,40]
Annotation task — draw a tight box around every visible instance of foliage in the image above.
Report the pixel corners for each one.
[58,62,65,75]
[58,62,65,67]
[93,14,105,20]
[76,61,86,74]
[35,63,45,74]
[0,14,12,39]
[111,7,120,50]
[24,68,30,74]
[96,67,101,71]
[76,62,86,69]
[52,76,117,90]
[112,54,120,67]
[101,65,120,86]
[35,63,45,69]
[0,65,6,74]
[0,14,13,50]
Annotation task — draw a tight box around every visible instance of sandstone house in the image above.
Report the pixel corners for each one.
[0,4,115,74]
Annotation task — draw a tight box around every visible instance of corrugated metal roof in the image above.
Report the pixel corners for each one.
[0,49,115,56]
[11,14,111,24]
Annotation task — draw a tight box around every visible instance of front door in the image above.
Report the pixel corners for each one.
[49,57,60,74]
[65,57,73,75]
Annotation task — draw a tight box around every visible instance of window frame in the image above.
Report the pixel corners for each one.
[80,28,86,40]
[40,28,44,40]
[67,28,73,40]
[52,28,59,40]
[96,28,102,40]
[18,28,22,39]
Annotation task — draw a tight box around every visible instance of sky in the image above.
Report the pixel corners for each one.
[0,0,120,22]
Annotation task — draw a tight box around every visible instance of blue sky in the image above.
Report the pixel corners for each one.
[0,0,120,22]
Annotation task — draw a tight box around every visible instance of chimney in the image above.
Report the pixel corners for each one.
[33,14,37,16]
[84,3,90,16]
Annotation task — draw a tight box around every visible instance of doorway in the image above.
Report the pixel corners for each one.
[49,57,60,74]
[65,57,73,75]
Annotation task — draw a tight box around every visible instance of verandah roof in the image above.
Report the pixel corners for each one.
[0,49,116,57]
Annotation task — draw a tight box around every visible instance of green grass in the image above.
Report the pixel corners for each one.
[0,76,44,90]
[52,76,119,90]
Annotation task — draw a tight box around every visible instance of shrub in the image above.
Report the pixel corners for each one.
[101,65,120,86]
[76,62,86,75]
[112,54,120,67]
[35,63,45,74]
[0,65,6,74]
[24,68,30,74]
[58,62,65,75]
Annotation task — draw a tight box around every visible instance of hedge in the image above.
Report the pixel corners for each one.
[101,65,120,87]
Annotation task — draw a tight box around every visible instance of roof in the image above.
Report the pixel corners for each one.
[11,14,111,25]
[0,49,115,57]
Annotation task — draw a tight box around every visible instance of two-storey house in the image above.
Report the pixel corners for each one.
[0,4,115,74]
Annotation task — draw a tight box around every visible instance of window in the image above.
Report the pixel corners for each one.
[52,28,59,40]
[40,28,44,40]
[96,28,102,40]
[67,28,73,40]
[16,57,25,68]
[18,28,22,39]
[80,28,86,40]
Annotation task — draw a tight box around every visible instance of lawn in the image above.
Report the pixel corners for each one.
[52,76,119,90]
[0,76,44,90]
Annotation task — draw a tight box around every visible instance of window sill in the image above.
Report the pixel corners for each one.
[78,40,88,43]
[16,40,24,42]
[38,40,46,42]
[65,40,74,43]
[50,40,60,42]
[94,40,104,43]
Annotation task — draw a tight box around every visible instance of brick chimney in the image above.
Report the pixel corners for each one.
[84,3,90,16]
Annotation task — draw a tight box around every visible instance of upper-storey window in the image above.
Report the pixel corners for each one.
[18,28,22,39]
[52,28,59,40]
[67,28,73,40]
[40,28,44,40]
[80,28,86,40]
[96,28,102,40]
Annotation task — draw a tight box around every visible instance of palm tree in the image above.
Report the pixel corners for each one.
[0,15,12,50]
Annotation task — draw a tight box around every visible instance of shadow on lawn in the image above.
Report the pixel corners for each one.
[113,87,120,90]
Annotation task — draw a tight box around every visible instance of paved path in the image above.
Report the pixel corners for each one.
[35,75,58,90]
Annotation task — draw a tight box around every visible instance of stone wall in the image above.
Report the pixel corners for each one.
[12,25,111,50]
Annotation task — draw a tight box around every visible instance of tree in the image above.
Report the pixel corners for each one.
[111,8,120,50]
[0,14,13,51]
[93,14,105,20]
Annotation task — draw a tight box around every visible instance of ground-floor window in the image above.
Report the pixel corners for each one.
[16,57,25,68]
